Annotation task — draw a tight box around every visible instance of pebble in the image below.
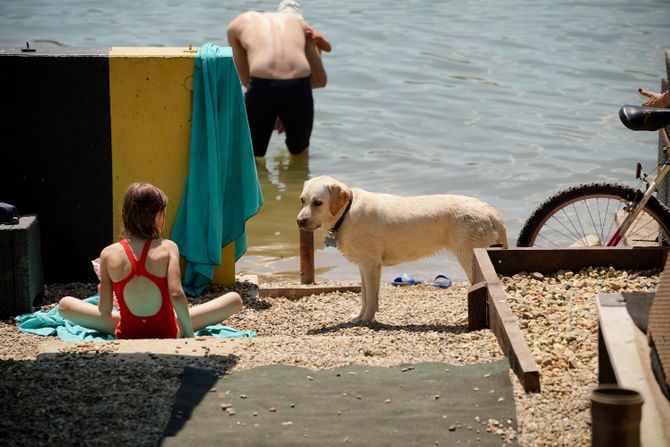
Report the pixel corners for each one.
[0,269,659,446]
[502,267,659,446]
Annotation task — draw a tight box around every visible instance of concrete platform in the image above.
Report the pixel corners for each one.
[37,337,249,361]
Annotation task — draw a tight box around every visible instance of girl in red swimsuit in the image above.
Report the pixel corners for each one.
[58,183,243,339]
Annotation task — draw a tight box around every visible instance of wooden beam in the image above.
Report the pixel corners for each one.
[486,247,667,277]
[472,248,541,393]
[259,285,361,300]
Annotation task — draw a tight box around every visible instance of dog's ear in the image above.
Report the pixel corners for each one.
[328,183,350,216]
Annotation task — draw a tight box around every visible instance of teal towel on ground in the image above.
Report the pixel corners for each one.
[171,43,263,296]
[15,296,256,341]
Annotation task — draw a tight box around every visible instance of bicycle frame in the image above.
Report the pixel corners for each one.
[608,126,670,246]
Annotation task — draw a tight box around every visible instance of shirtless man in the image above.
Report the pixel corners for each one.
[227,0,331,157]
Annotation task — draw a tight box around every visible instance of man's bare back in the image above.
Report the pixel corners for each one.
[227,10,327,88]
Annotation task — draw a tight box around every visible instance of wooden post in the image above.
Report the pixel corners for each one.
[467,281,488,330]
[299,229,314,284]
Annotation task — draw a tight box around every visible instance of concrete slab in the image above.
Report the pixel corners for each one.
[160,361,517,446]
[37,337,249,361]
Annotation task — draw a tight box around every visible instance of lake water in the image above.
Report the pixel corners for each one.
[2,0,669,283]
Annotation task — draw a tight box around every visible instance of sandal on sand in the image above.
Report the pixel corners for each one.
[431,274,452,289]
[392,273,422,286]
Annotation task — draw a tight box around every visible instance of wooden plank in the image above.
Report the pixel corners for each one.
[597,326,617,385]
[487,247,667,277]
[472,249,541,393]
[596,294,670,446]
[259,285,361,300]
[467,281,488,331]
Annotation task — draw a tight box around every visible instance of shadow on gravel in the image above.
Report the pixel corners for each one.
[307,321,469,335]
[0,352,239,446]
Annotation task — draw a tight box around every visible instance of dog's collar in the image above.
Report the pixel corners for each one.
[328,190,353,237]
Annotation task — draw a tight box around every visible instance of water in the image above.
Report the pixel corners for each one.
[2,0,669,282]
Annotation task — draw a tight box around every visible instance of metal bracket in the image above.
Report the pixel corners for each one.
[20,41,35,53]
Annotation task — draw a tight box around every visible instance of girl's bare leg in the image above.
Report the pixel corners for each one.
[58,296,120,334]
[189,292,243,331]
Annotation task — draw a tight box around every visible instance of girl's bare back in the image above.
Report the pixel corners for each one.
[103,238,171,317]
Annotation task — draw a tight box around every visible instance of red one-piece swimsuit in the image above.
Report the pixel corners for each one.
[113,239,179,339]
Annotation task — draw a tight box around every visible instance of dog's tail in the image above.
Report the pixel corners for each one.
[491,213,508,249]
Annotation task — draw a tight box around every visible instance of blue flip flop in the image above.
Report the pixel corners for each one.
[431,274,452,289]
[392,273,422,286]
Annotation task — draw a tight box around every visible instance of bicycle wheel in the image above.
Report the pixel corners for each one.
[517,182,670,247]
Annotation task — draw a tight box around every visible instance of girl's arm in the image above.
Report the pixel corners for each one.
[166,241,194,338]
[98,248,114,316]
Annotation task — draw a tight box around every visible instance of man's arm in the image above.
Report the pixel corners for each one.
[227,17,251,87]
[306,27,332,54]
[303,25,327,89]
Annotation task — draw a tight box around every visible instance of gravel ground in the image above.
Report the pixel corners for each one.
[0,267,660,446]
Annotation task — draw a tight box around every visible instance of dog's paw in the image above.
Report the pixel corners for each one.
[360,314,376,324]
[350,313,376,325]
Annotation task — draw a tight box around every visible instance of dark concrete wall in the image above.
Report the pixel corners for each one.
[0,48,113,282]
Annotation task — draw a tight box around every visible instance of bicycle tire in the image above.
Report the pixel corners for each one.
[517,182,670,247]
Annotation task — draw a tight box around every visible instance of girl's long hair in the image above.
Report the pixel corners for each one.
[121,183,167,239]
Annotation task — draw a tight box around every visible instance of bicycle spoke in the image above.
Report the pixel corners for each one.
[567,202,590,244]
[603,198,623,244]
[534,222,578,247]
[625,212,662,244]
[518,183,670,248]
[594,197,606,243]
[545,207,588,244]
[583,198,605,244]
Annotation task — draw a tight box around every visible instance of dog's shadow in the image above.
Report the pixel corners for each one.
[307,321,469,335]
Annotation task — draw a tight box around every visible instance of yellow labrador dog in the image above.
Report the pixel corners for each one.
[296,175,507,323]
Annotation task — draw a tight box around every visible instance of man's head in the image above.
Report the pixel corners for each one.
[277,0,303,18]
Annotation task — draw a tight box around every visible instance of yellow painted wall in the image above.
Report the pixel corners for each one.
[108,47,235,285]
